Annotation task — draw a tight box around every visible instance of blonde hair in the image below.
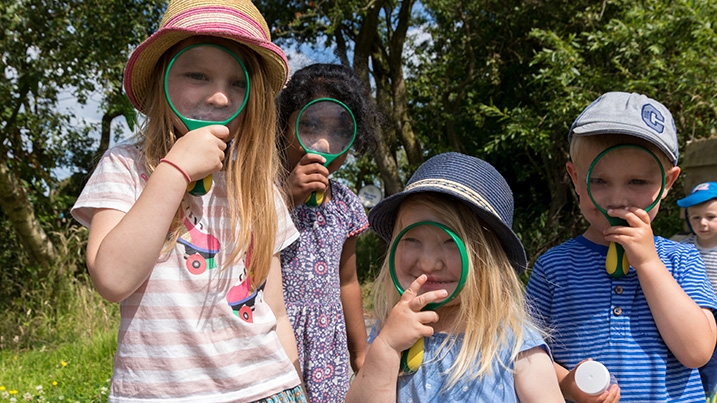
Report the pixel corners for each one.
[372,193,542,388]
[570,133,674,170]
[137,42,280,285]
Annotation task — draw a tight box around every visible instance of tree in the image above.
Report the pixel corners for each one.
[260,0,430,195]
[0,0,165,276]
[408,0,717,262]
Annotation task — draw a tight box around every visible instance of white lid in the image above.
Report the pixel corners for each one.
[358,184,383,208]
[575,360,610,396]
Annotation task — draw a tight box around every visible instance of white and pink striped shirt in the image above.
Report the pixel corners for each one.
[72,144,300,402]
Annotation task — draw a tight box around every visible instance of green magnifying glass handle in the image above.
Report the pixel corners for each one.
[304,191,324,207]
[188,174,212,196]
[400,338,424,374]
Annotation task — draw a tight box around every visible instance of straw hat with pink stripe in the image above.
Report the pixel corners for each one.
[124,0,288,114]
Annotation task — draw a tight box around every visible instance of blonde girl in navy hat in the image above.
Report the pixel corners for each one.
[71,0,306,401]
[346,152,562,402]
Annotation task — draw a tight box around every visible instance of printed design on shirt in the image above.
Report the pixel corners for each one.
[226,235,262,323]
[177,208,220,275]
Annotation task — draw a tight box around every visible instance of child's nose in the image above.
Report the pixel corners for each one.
[417,249,445,273]
[309,138,331,154]
[207,90,231,108]
[604,189,630,210]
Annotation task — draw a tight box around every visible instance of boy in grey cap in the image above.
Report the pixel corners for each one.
[525,92,717,402]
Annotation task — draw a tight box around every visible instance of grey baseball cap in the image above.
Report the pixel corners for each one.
[568,92,679,165]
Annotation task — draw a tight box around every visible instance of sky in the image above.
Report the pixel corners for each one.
[59,45,332,149]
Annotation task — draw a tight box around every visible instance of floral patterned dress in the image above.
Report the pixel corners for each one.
[281,180,368,402]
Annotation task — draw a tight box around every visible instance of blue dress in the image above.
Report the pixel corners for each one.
[368,326,547,402]
[281,180,368,402]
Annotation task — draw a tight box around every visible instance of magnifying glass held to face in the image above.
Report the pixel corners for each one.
[295,98,357,207]
[164,43,250,196]
[389,221,469,373]
[586,144,666,278]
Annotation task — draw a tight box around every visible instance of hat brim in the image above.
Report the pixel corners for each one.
[368,188,528,274]
[677,191,717,208]
[569,124,678,166]
[124,27,288,113]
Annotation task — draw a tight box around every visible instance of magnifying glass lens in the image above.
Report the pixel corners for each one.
[588,146,664,218]
[165,44,249,130]
[297,101,355,155]
[392,223,464,301]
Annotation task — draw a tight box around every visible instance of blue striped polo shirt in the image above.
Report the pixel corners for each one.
[526,235,717,402]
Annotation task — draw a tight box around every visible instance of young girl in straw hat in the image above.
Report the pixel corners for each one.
[346,152,562,402]
[71,0,306,401]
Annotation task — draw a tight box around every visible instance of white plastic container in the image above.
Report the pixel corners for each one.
[575,360,612,396]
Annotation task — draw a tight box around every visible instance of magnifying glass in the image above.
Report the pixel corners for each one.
[295,98,357,207]
[164,43,250,196]
[586,144,666,278]
[388,221,469,373]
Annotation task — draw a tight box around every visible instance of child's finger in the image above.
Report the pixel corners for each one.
[606,206,649,225]
[299,153,327,166]
[403,274,428,297]
[206,124,231,142]
[408,289,449,311]
[402,276,448,311]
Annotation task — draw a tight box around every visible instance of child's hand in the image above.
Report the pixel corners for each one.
[164,124,230,181]
[375,274,448,354]
[563,360,621,403]
[286,153,329,207]
[604,207,660,271]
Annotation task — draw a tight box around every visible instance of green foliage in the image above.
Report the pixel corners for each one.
[0,0,166,273]
[405,0,717,265]
[0,222,118,401]
[0,225,100,350]
[0,327,116,403]
[355,229,386,284]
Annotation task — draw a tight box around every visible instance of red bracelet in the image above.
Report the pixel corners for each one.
[159,158,192,184]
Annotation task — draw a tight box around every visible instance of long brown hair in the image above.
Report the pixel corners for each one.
[137,40,281,285]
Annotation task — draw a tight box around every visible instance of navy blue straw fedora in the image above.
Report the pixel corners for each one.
[368,152,527,273]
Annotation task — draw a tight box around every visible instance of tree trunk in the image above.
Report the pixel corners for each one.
[389,0,422,168]
[352,0,404,196]
[0,157,57,269]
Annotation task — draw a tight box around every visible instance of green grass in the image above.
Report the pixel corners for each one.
[0,222,377,402]
[0,329,116,402]
[0,261,119,403]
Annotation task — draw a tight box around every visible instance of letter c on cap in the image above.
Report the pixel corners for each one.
[642,104,665,133]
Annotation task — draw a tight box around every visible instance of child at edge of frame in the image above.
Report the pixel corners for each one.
[70,0,307,401]
[525,91,717,402]
[346,152,563,402]
[678,181,717,401]
[275,63,379,402]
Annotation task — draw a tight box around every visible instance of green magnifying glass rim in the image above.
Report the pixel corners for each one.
[164,43,250,132]
[586,143,666,225]
[389,221,469,311]
[295,97,357,166]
